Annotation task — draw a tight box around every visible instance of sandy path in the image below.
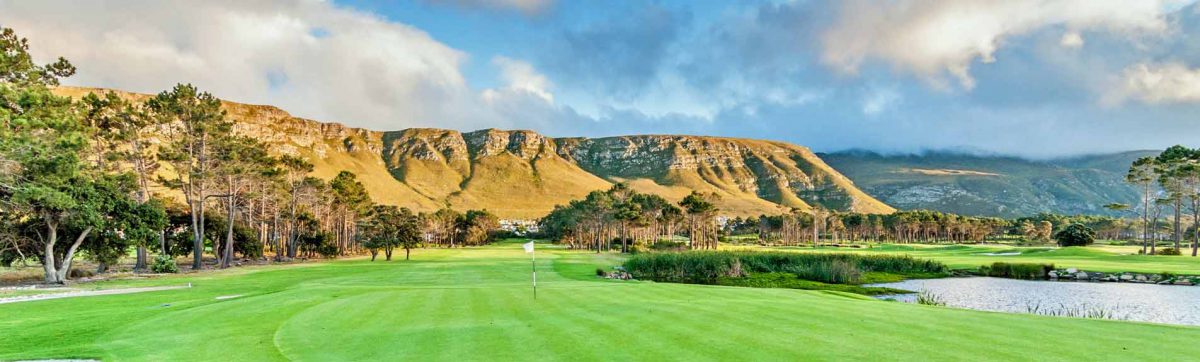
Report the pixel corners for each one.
[0,285,191,305]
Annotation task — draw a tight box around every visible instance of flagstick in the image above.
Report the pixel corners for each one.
[531,246,537,300]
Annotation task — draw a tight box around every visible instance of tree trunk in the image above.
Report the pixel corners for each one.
[135,246,148,271]
[621,223,628,253]
[405,247,411,260]
[222,193,236,269]
[272,212,281,262]
[1174,200,1182,250]
[191,200,203,270]
[43,220,58,284]
[49,227,92,284]
[1151,214,1158,255]
[1192,201,1199,257]
[287,183,299,259]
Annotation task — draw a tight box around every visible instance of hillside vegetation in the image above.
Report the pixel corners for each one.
[822,150,1154,217]
[54,86,893,218]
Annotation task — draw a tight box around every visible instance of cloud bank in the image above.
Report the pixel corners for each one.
[821,0,1170,89]
[0,0,553,131]
[1,0,1199,159]
[1112,62,1200,104]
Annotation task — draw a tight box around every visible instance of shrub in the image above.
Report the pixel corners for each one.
[636,240,687,252]
[299,232,339,258]
[1156,247,1181,256]
[151,254,180,273]
[623,251,946,285]
[916,290,946,306]
[1054,223,1095,247]
[648,242,686,250]
[68,268,95,279]
[982,262,1053,280]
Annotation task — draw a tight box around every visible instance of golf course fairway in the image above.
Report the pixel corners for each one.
[2,240,1197,361]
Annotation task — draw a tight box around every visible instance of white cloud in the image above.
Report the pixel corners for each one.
[821,0,1171,89]
[0,0,506,130]
[1059,31,1084,48]
[427,0,554,16]
[1109,62,1200,104]
[484,56,554,103]
[861,87,901,116]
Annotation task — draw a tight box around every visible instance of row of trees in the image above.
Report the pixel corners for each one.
[423,207,502,248]
[726,210,1011,245]
[731,210,1155,247]
[1127,146,1200,256]
[539,184,722,252]
[539,184,1143,251]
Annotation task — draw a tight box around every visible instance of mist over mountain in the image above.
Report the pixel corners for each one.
[821,149,1156,217]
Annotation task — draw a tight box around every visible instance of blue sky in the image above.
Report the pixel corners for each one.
[3,0,1200,158]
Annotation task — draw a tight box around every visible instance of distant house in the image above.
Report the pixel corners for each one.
[500,219,539,235]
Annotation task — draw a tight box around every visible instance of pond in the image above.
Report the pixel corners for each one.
[870,277,1200,326]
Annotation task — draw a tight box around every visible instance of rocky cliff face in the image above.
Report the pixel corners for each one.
[55,86,893,218]
[557,135,894,215]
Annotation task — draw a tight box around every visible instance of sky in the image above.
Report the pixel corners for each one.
[1,0,1199,158]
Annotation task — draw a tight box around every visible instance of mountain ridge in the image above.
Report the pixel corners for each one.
[54,86,894,218]
[821,149,1155,217]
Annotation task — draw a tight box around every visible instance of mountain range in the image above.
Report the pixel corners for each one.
[54,86,1154,219]
[821,150,1154,218]
[54,87,894,219]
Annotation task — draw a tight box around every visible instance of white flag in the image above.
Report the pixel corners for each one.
[523,241,535,253]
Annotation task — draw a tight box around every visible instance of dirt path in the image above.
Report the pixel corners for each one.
[0,285,191,305]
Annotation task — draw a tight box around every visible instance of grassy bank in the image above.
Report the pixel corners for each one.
[764,244,1200,275]
[2,240,1199,360]
[715,272,912,295]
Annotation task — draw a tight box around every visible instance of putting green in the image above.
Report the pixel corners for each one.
[2,240,1198,361]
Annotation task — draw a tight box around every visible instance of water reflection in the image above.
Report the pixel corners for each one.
[871,277,1200,326]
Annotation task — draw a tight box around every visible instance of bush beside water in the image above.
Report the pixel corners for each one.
[623,251,947,285]
[980,262,1054,280]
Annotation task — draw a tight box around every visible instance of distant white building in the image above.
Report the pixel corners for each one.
[500,219,539,235]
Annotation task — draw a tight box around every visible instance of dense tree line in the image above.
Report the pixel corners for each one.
[0,28,504,282]
[726,210,1010,245]
[730,211,1148,246]
[1126,146,1200,256]
[421,207,502,248]
[542,184,1147,251]
[540,184,705,252]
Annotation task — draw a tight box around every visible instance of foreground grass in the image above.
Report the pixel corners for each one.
[2,240,1198,361]
[765,244,1200,274]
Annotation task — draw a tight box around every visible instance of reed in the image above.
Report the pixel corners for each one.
[624,251,947,284]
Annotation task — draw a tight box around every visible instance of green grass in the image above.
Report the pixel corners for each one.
[769,244,1200,275]
[2,239,1199,361]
